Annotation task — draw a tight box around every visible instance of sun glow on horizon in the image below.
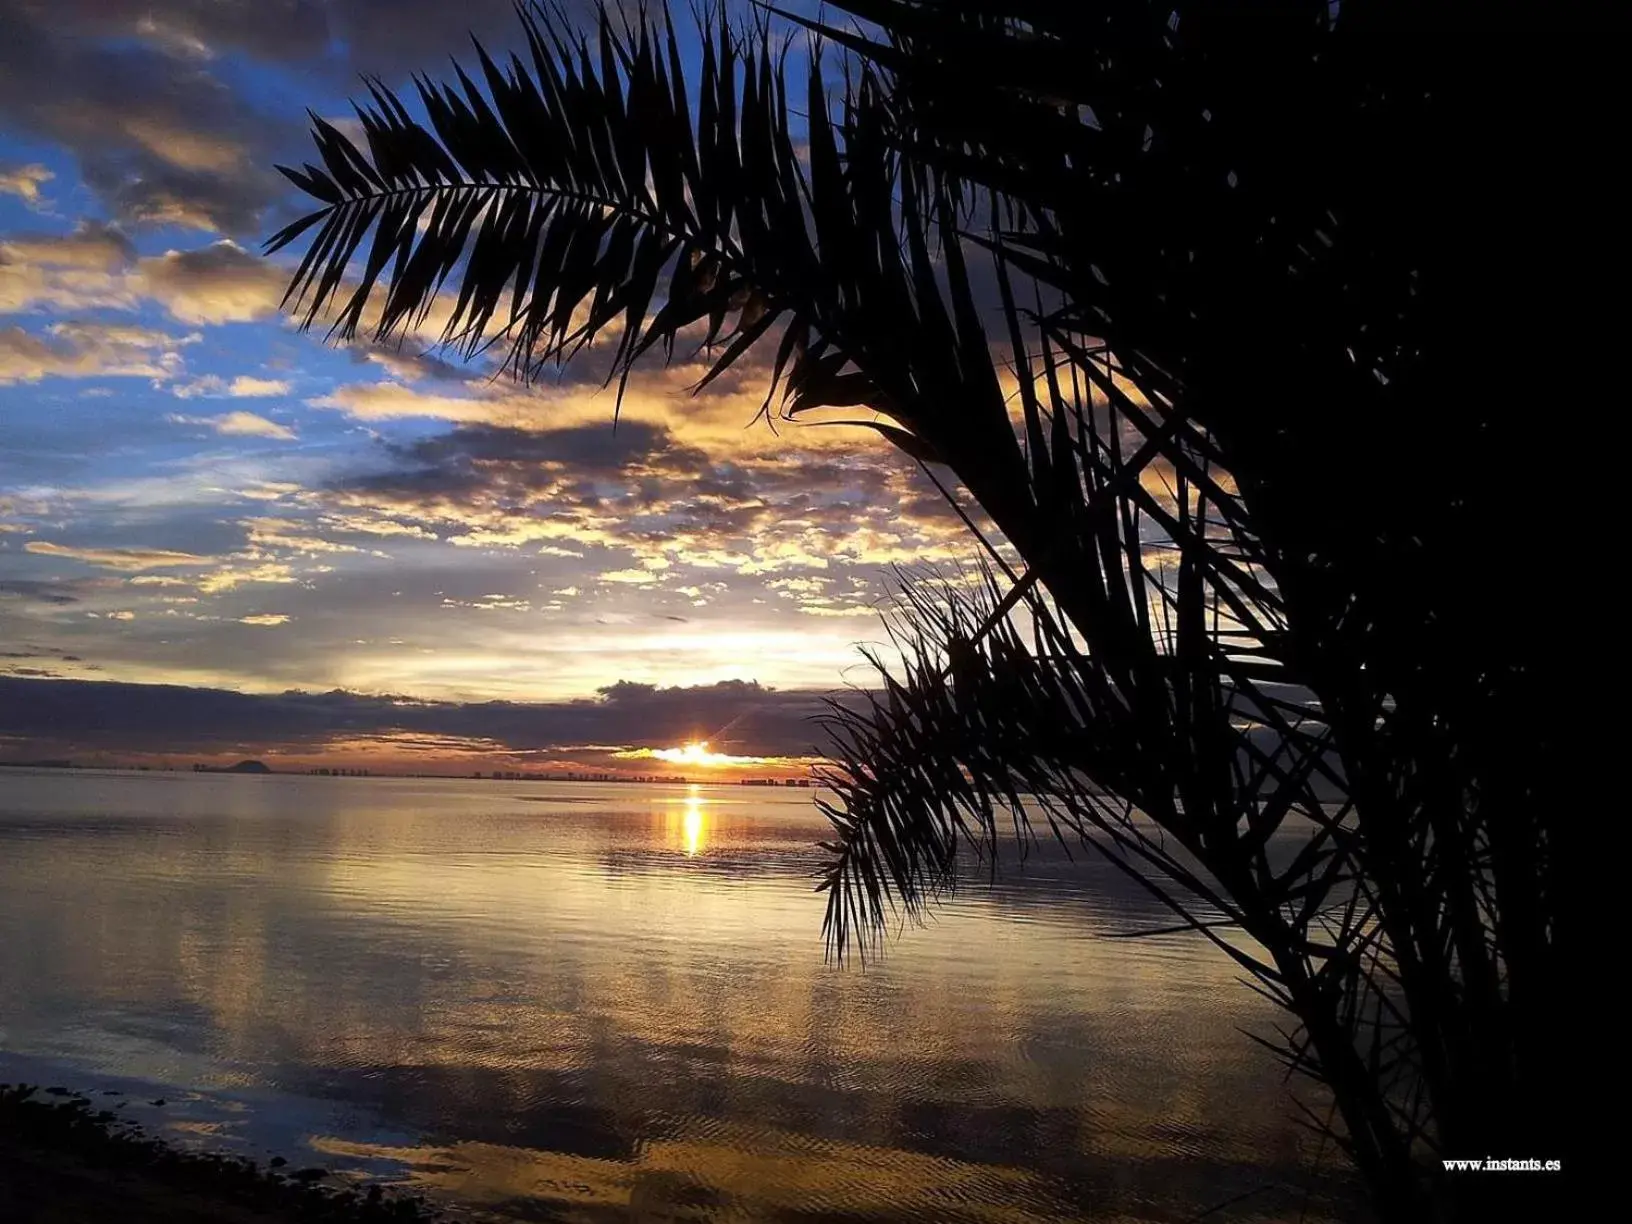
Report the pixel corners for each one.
[628,741,770,769]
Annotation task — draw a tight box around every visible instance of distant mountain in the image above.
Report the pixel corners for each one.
[222,760,272,774]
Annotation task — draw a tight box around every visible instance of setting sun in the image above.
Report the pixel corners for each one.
[646,741,767,769]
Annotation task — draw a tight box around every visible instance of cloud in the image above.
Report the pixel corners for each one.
[354,344,472,384]
[0,577,83,605]
[0,319,192,384]
[238,613,291,626]
[315,513,437,540]
[243,517,359,554]
[0,162,52,205]
[195,560,297,594]
[0,228,285,323]
[0,5,294,234]
[316,413,972,588]
[172,375,291,400]
[210,410,296,438]
[0,674,858,764]
[3,1,540,78]
[0,222,134,273]
[319,419,754,565]
[7,0,331,64]
[0,225,472,369]
[0,1,581,237]
[0,0,994,716]
[225,376,289,397]
[300,354,937,539]
[133,241,286,324]
[310,381,511,425]
[24,541,212,571]
[385,420,703,480]
[166,410,296,440]
[0,643,86,683]
[0,223,136,315]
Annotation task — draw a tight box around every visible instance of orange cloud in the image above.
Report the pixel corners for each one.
[0,230,285,324]
[196,561,297,594]
[24,541,212,571]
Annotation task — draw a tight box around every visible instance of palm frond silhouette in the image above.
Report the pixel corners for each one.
[268,4,1592,1220]
[268,1,1000,465]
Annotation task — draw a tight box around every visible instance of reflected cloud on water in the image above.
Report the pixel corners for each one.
[0,771,1364,1222]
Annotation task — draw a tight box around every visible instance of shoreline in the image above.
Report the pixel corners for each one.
[0,763,800,786]
[0,1083,442,1223]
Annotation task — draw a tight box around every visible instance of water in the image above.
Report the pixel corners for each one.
[0,770,1360,1222]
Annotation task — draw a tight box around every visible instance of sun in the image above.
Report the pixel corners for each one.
[646,741,765,768]
[612,740,778,771]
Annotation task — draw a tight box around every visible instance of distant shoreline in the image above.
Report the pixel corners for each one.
[0,761,815,787]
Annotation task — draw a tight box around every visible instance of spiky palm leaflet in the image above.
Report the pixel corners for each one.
[268,4,1585,1220]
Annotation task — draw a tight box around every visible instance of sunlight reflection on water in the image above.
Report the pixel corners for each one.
[0,770,1363,1222]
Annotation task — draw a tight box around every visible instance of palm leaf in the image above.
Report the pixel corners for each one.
[272,5,779,398]
[268,4,1585,1213]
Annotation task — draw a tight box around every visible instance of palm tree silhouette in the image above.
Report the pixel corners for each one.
[268,4,1591,1219]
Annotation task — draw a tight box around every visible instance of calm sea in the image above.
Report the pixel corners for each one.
[0,770,1361,1222]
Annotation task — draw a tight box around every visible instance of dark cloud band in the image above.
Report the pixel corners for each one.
[0,675,858,763]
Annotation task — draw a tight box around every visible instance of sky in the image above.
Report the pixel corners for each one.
[0,0,974,773]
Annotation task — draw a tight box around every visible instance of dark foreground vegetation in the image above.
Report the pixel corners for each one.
[267,1,1595,1217]
[0,1084,439,1224]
